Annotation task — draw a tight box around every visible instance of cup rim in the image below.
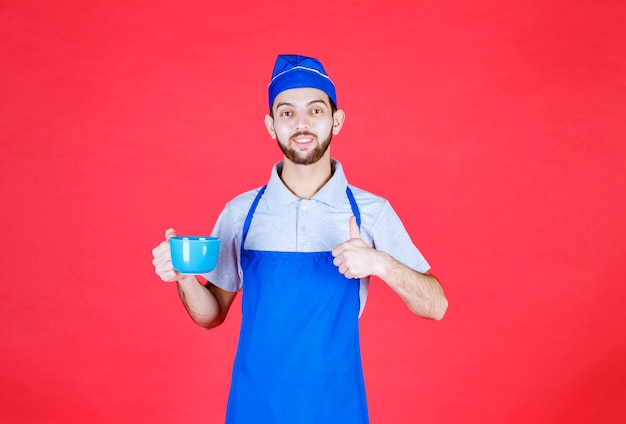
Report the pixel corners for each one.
[170,236,219,242]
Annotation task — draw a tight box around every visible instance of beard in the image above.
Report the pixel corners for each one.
[277,130,332,165]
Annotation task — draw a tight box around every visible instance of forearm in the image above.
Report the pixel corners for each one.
[375,252,448,320]
[176,275,226,329]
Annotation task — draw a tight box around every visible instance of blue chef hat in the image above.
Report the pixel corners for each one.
[268,54,337,111]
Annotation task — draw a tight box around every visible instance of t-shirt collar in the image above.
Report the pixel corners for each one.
[265,159,348,210]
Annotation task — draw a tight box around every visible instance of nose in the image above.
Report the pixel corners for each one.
[294,113,311,131]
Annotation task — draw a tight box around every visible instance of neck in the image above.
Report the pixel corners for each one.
[280,153,332,200]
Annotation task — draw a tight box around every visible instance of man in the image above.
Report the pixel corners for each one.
[152,54,448,424]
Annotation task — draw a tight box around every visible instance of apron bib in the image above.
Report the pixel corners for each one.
[225,186,369,424]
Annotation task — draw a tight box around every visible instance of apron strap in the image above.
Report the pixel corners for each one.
[346,186,361,228]
[241,185,267,253]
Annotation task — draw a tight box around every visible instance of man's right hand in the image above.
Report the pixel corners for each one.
[152,228,236,329]
[152,228,184,282]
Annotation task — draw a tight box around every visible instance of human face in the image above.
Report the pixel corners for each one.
[265,88,345,165]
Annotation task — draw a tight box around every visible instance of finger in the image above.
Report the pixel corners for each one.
[152,251,171,268]
[152,240,171,258]
[349,216,361,239]
[154,259,179,281]
[153,254,172,271]
[165,228,177,241]
[159,268,180,283]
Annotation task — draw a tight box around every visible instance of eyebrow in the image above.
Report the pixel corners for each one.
[276,99,329,109]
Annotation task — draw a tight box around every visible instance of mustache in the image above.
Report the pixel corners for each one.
[291,131,316,138]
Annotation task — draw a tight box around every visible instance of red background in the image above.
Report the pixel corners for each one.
[2,1,625,423]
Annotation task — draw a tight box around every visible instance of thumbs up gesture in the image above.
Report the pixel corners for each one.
[332,216,379,279]
[348,214,361,240]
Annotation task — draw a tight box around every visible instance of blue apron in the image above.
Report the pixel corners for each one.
[225,186,369,424]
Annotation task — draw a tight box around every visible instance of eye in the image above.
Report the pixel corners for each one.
[280,110,293,117]
[311,108,323,114]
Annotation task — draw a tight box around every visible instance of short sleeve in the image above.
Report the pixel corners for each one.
[369,201,431,273]
[201,202,243,292]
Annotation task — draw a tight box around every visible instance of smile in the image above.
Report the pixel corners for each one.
[291,131,316,144]
[293,137,314,144]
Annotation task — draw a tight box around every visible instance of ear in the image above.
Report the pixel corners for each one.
[332,109,346,135]
[264,114,276,139]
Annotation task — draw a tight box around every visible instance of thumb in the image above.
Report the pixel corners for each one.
[349,216,361,239]
[165,228,177,241]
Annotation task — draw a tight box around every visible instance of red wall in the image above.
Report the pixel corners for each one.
[2,1,625,423]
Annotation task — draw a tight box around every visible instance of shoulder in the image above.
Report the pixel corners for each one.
[227,186,265,207]
[347,185,409,234]
[347,185,397,238]
[348,185,389,216]
[222,186,265,220]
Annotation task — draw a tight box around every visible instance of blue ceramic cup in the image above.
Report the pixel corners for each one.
[169,236,220,274]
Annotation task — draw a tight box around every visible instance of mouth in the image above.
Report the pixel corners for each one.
[291,132,316,146]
